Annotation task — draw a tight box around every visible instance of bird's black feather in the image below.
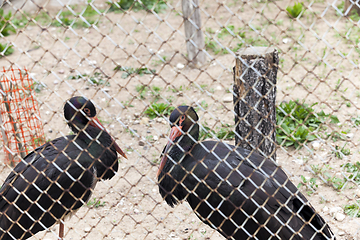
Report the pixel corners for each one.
[0,97,120,240]
[158,106,334,240]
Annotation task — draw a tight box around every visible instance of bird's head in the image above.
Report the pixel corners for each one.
[157,106,199,178]
[64,96,127,159]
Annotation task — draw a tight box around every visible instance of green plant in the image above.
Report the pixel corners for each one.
[333,144,350,159]
[0,43,14,57]
[144,103,175,119]
[344,202,360,217]
[0,9,16,37]
[297,175,318,195]
[68,72,110,86]
[114,66,156,78]
[342,162,360,184]
[51,5,98,28]
[337,1,360,21]
[276,100,339,148]
[199,123,236,140]
[136,85,149,99]
[286,2,305,18]
[87,198,106,208]
[108,0,167,13]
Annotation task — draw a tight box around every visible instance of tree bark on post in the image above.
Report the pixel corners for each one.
[344,0,360,16]
[233,47,278,162]
[182,0,206,68]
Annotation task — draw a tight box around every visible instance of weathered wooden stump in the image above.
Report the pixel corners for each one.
[233,47,278,162]
[182,0,206,68]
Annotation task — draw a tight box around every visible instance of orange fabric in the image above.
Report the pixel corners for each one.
[0,68,45,165]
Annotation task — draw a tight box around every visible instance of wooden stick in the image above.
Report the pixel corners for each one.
[59,221,64,240]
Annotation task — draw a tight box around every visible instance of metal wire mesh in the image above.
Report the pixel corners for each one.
[0,0,358,239]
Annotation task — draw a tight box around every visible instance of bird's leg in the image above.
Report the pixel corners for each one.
[59,220,64,240]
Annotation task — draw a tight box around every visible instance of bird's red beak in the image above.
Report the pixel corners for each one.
[157,125,183,178]
[89,116,128,159]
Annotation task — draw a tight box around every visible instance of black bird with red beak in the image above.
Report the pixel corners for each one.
[0,96,127,240]
[158,106,334,239]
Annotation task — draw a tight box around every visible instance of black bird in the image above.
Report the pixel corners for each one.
[0,96,127,240]
[157,106,335,240]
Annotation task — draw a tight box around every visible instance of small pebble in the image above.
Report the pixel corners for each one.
[329,207,343,216]
[346,133,354,139]
[335,212,346,222]
[84,227,91,232]
[311,141,321,150]
[176,63,185,69]
[283,38,291,44]
[138,140,145,146]
[223,95,233,103]
[140,117,149,125]
[58,69,64,74]
[134,112,140,118]
[322,206,329,212]
[153,136,159,141]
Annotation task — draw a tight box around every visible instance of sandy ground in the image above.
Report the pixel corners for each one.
[0,0,360,239]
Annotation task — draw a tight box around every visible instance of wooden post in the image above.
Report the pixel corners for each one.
[233,47,278,162]
[344,0,360,16]
[182,0,206,68]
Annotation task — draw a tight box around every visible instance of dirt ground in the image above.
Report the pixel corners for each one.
[0,0,360,239]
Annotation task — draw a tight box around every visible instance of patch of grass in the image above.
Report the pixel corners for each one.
[114,66,156,79]
[144,103,175,119]
[297,175,318,196]
[205,36,224,55]
[152,56,167,66]
[30,81,45,93]
[337,1,360,21]
[0,43,14,57]
[342,162,360,184]
[0,10,16,36]
[276,100,339,148]
[68,72,110,86]
[199,123,235,140]
[333,144,350,159]
[108,0,167,13]
[52,6,98,28]
[136,85,149,99]
[286,2,305,18]
[351,116,360,126]
[344,202,360,217]
[87,198,106,208]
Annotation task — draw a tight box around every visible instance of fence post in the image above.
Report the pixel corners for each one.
[181,0,206,67]
[344,0,360,16]
[233,47,278,162]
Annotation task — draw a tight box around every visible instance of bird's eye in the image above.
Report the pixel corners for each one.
[179,115,185,122]
[83,108,91,116]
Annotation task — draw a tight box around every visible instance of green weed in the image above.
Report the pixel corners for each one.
[114,66,156,79]
[333,144,350,159]
[297,175,318,195]
[87,198,106,208]
[0,43,14,57]
[199,123,235,140]
[344,202,360,217]
[144,103,174,119]
[276,100,339,148]
[108,0,167,13]
[68,72,110,86]
[286,2,305,18]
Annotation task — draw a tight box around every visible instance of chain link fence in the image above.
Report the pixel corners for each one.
[0,0,359,239]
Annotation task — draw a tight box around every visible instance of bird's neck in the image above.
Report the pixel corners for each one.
[171,124,199,160]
